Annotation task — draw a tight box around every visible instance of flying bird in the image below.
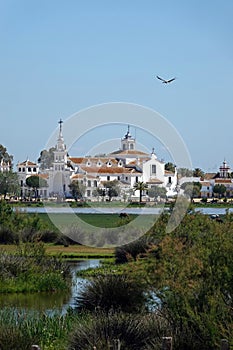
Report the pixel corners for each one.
[156,75,176,84]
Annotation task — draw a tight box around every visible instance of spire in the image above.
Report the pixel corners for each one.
[58,118,63,134]
[121,124,136,150]
[56,119,65,151]
[151,147,157,159]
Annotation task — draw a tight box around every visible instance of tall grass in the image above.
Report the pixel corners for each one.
[0,307,77,350]
[75,273,147,313]
[68,310,169,350]
[0,243,71,293]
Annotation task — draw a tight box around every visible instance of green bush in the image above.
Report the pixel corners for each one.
[75,274,147,313]
[115,236,151,264]
[0,243,71,293]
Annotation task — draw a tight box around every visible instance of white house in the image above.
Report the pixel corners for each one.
[0,159,11,172]
[200,160,233,198]
[17,122,178,200]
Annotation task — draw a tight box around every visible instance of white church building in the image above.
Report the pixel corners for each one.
[17,122,178,200]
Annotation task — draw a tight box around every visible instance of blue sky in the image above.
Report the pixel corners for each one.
[1,1,233,172]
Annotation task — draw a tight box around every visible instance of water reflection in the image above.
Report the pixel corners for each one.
[0,259,100,313]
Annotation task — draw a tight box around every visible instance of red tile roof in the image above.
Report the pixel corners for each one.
[204,173,217,180]
[165,170,175,175]
[201,181,211,186]
[147,177,163,184]
[18,160,37,166]
[110,149,148,156]
[215,179,232,184]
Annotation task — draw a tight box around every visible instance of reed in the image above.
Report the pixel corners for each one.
[0,307,77,350]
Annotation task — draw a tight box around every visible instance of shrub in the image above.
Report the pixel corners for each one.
[69,310,169,350]
[75,274,147,313]
[115,236,151,264]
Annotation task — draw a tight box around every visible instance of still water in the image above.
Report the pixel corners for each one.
[0,259,100,313]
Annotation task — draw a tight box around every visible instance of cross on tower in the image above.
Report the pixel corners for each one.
[58,119,63,132]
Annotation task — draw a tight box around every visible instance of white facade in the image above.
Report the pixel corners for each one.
[0,160,11,172]
[200,160,233,198]
[17,124,178,200]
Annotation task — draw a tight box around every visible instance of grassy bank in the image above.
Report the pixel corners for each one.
[0,243,114,259]
[0,243,72,293]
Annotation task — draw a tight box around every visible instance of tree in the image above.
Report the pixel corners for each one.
[178,168,193,177]
[193,167,205,178]
[0,171,20,199]
[0,144,13,167]
[102,180,121,201]
[181,181,201,199]
[213,184,226,198]
[165,162,176,173]
[69,181,86,201]
[38,147,56,170]
[133,181,148,203]
[26,175,48,198]
[147,186,167,200]
[132,213,233,349]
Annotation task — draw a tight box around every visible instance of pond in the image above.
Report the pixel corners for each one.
[0,259,100,313]
[194,207,232,215]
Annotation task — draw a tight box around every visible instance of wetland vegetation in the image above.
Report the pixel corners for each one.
[0,199,233,349]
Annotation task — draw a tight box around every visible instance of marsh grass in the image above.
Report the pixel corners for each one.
[0,243,71,293]
[75,274,147,313]
[68,310,169,350]
[0,307,77,350]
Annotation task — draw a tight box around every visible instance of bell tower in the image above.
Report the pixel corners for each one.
[53,119,67,171]
[121,125,136,151]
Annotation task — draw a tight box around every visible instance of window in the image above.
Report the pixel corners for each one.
[151,165,156,174]
[125,176,128,181]
[123,144,126,150]
[87,190,91,197]
[20,180,23,186]
[136,176,138,183]
[94,180,97,187]
[168,176,172,184]
[107,176,110,181]
[88,180,91,187]
[118,176,120,180]
[19,167,21,172]
[33,167,36,172]
[130,143,134,150]
[22,167,25,172]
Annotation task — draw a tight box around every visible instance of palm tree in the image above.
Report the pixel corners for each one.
[133,181,148,203]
